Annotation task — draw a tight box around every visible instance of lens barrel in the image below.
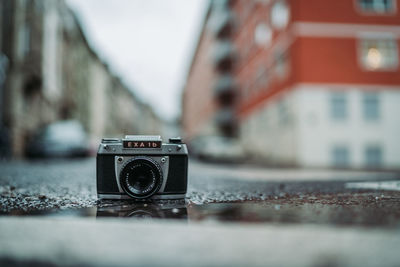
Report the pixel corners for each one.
[119,157,163,199]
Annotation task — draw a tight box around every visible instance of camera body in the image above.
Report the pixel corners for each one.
[97,135,188,200]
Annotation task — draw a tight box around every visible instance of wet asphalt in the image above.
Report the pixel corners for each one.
[0,159,97,212]
[1,158,400,267]
[0,157,400,227]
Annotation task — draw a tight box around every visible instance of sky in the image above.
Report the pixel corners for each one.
[66,0,208,122]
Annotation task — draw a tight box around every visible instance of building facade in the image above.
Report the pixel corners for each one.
[182,0,238,141]
[0,0,162,157]
[182,0,400,169]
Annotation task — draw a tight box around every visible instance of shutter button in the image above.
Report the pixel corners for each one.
[169,137,182,144]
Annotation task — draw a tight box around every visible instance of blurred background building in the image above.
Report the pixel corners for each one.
[0,0,162,158]
[182,0,400,169]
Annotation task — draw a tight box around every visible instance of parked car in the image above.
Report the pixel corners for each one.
[189,136,244,163]
[26,120,90,158]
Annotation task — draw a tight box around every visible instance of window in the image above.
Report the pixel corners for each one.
[278,100,289,125]
[358,0,395,13]
[363,92,380,120]
[330,93,347,120]
[271,1,290,30]
[256,66,269,90]
[274,52,289,78]
[262,107,270,130]
[332,146,350,167]
[365,145,383,167]
[254,23,272,46]
[360,38,398,70]
[18,24,30,57]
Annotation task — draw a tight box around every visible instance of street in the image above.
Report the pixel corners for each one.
[0,158,400,266]
[2,0,400,266]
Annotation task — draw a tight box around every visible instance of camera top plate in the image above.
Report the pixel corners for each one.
[97,136,188,156]
[124,135,162,141]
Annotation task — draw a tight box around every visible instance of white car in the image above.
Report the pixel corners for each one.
[190,136,244,163]
[26,120,90,158]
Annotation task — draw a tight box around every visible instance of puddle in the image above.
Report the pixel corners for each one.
[346,181,400,191]
[2,192,400,227]
[189,200,400,227]
[96,200,187,219]
[1,200,188,220]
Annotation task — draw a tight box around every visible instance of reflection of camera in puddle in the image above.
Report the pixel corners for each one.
[126,207,161,219]
[96,199,187,220]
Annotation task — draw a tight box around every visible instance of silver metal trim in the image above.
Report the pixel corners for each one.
[124,135,162,141]
[97,193,186,200]
[97,142,189,155]
[115,156,169,193]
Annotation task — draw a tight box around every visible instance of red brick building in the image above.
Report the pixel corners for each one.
[182,0,400,168]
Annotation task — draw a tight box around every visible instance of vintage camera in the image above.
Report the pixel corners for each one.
[97,135,188,200]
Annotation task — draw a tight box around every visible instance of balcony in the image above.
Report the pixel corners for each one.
[213,41,236,71]
[215,107,237,137]
[210,10,235,39]
[214,74,236,105]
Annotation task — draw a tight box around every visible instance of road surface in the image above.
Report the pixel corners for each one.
[0,158,400,266]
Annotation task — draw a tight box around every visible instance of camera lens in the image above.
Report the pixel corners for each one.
[119,157,163,199]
